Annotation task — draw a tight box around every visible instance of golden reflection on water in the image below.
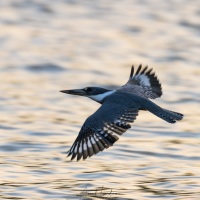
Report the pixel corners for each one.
[0,0,200,199]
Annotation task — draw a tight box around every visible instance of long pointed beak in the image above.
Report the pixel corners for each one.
[60,89,86,96]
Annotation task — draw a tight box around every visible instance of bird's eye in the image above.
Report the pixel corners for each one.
[83,87,92,92]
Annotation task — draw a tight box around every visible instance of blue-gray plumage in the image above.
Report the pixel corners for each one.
[60,65,183,161]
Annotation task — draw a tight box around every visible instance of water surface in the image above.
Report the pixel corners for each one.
[0,0,200,199]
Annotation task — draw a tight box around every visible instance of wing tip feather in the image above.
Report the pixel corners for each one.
[136,64,142,75]
[130,65,134,78]
[126,64,162,99]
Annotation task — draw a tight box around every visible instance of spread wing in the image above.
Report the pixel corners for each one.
[67,101,140,161]
[119,65,162,99]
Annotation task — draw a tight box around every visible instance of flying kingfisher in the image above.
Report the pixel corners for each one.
[60,65,183,161]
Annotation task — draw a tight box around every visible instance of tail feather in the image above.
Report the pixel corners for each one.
[157,109,184,123]
[163,109,183,121]
[138,97,184,124]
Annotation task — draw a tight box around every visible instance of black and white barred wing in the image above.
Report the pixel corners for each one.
[67,103,140,161]
[120,65,162,99]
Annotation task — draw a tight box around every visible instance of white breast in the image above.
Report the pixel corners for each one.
[90,90,115,102]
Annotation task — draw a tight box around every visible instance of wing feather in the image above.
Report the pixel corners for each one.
[67,102,140,161]
[120,65,162,99]
[135,64,142,75]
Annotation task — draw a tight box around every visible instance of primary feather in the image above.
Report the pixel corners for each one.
[119,65,162,99]
[67,97,140,161]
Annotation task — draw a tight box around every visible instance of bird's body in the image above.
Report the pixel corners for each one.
[61,65,183,161]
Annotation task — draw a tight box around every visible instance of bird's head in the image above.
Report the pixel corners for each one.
[60,87,115,103]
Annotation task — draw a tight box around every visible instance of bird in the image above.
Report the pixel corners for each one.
[60,65,183,161]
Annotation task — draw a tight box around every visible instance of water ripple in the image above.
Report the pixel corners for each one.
[0,0,200,199]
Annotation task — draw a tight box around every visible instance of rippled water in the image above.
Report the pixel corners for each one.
[0,0,200,199]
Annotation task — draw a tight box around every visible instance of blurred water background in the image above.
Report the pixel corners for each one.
[0,0,200,199]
